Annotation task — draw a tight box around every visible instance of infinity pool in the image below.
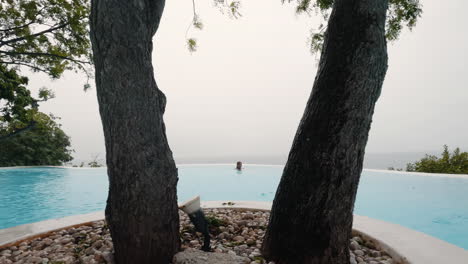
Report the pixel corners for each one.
[1,165,468,250]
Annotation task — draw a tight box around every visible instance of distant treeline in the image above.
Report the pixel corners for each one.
[402,145,468,174]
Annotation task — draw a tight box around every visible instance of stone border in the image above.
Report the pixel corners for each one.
[2,201,468,263]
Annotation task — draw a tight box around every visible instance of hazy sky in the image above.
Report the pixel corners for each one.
[25,0,468,164]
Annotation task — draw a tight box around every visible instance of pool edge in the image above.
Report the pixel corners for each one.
[2,165,467,179]
[0,211,104,248]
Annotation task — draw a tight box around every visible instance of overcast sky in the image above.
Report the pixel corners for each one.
[25,0,468,165]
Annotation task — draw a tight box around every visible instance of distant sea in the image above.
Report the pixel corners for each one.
[173,152,436,170]
[70,152,437,170]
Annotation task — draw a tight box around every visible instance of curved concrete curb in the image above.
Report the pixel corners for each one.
[0,211,104,248]
[353,215,468,264]
[363,168,468,179]
[1,201,468,264]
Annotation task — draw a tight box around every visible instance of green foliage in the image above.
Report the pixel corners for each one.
[227,1,242,19]
[0,0,91,80]
[309,32,324,55]
[38,87,55,101]
[87,154,103,167]
[386,0,422,41]
[406,145,468,174]
[187,38,198,53]
[0,64,32,122]
[0,111,73,166]
[193,14,204,30]
[189,0,421,54]
[186,0,242,52]
[296,0,312,14]
[88,161,102,167]
[285,0,422,54]
[0,0,90,138]
[213,0,242,19]
[1,64,57,138]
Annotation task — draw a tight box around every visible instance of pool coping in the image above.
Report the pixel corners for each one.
[363,168,468,179]
[1,201,467,263]
[0,211,105,248]
[2,165,468,179]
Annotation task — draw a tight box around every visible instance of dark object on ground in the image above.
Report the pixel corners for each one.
[179,196,211,251]
[187,210,211,251]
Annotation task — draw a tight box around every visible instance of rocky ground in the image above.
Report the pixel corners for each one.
[0,209,397,264]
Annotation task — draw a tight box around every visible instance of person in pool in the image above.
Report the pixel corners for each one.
[236,161,242,171]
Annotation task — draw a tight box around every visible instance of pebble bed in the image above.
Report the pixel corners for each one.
[0,209,397,264]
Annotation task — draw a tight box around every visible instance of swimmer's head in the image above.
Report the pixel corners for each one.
[236,161,242,170]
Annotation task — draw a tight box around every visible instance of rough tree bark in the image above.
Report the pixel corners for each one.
[262,0,388,263]
[89,0,180,263]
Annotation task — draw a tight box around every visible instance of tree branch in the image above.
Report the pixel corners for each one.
[0,22,70,46]
[0,121,36,141]
[0,60,52,75]
[0,51,90,64]
[0,21,36,32]
[185,0,197,39]
[0,6,48,34]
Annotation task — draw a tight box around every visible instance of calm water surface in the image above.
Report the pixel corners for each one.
[1,165,467,249]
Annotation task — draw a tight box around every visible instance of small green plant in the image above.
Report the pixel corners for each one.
[74,233,87,244]
[181,225,195,233]
[253,256,266,262]
[223,241,237,247]
[206,215,228,227]
[73,246,84,255]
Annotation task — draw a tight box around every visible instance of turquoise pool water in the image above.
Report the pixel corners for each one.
[1,165,468,250]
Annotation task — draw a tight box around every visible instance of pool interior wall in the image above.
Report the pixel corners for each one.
[1,165,468,250]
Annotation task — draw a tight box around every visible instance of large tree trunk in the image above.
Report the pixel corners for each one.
[89,1,180,263]
[261,0,388,263]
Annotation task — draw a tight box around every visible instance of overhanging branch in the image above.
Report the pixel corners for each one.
[0,51,90,64]
[0,22,70,46]
[0,121,37,141]
[0,60,52,75]
[0,21,35,32]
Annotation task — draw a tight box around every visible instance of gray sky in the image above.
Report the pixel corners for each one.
[26,0,468,165]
